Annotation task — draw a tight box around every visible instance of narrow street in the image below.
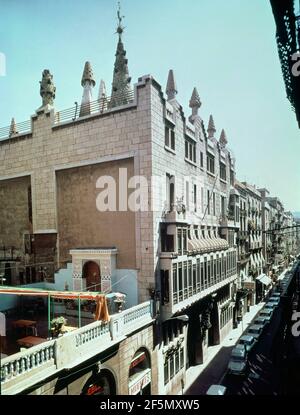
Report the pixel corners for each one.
[185,300,286,395]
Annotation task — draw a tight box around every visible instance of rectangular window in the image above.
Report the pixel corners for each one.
[175,351,180,374]
[207,153,215,174]
[185,140,189,158]
[197,258,200,291]
[200,151,204,168]
[161,270,169,305]
[164,359,169,385]
[170,130,175,150]
[180,348,184,369]
[193,264,197,294]
[165,125,175,150]
[207,258,211,287]
[183,229,187,254]
[207,190,210,215]
[201,188,204,213]
[201,262,204,288]
[221,196,226,217]
[188,261,192,296]
[185,136,196,163]
[173,264,178,304]
[170,354,174,379]
[204,258,207,288]
[178,263,183,301]
[177,228,182,255]
[220,162,226,181]
[184,262,188,299]
[230,169,234,185]
[186,181,190,212]
[194,184,197,212]
[213,192,216,216]
[165,126,169,147]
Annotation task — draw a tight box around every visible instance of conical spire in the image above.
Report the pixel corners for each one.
[81,61,95,87]
[98,79,107,112]
[166,69,177,101]
[189,87,201,116]
[207,115,216,138]
[9,117,18,136]
[220,129,228,147]
[109,2,132,108]
[80,61,95,117]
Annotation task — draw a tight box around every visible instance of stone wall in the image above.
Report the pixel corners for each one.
[56,158,135,269]
[0,175,31,251]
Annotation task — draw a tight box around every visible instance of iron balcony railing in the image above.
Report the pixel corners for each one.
[0,90,135,141]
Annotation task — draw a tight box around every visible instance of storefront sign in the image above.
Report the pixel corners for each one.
[129,352,146,369]
[128,369,151,395]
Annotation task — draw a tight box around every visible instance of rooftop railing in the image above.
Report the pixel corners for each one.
[0,90,135,141]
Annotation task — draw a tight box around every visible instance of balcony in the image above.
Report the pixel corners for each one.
[0,301,153,395]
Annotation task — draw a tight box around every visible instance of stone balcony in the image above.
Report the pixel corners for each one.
[0,301,153,395]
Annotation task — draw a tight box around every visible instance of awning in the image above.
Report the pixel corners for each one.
[256,274,272,286]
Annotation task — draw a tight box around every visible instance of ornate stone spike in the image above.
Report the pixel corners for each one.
[189,87,201,116]
[9,117,18,136]
[220,129,228,147]
[40,69,56,107]
[207,115,216,138]
[98,79,107,112]
[166,69,177,100]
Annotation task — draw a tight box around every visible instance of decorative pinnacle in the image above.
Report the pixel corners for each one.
[40,69,56,107]
[81,61,96,87]
[207,115,216,137]
[220,129,228,146]
[9,117,18,136]
[166,69,177,100]
[189,87,201,109]
[98,79,107,100]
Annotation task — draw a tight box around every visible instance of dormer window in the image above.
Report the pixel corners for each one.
[220,162,226,181]
[185,136,196,164]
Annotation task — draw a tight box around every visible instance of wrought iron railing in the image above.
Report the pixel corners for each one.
[0,90,135,141]
[0,119,31,141]
[54,90,135,125]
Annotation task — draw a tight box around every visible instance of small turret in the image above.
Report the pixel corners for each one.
[220,129,228,147]
[166,69,177,101]
[189,87,201,117]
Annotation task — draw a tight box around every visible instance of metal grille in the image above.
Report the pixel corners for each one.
[0,119,31,141]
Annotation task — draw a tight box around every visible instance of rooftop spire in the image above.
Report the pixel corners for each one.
[166,69,177,100]
[189,87,201,116]
[220,129,228,147]
[80,61,95,117]
[110,2,132,108]
[207,115,216,138]
[9,117,18,137]
[98,79,107,112]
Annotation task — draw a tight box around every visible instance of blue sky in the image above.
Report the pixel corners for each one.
[0,0,299,211]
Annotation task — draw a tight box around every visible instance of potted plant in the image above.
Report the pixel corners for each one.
[114,293,126,313]
[51,316,67,338]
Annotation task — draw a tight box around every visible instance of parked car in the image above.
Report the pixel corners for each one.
[268,296,280,305]
[246,324,263,340]
[271,292,281,298]
[238,335,257,353]
[227,344,248,375]
[253,316,268,328]
[264,302,277,311]
[206,385,227,395]
[260,308,273,319]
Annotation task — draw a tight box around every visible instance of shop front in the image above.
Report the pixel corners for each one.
[81,369,116,396]
[128,349,151,395]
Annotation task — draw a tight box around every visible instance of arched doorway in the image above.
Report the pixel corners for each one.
[81,369,116,395]
[128,348,151,395]
[83,261,101,291]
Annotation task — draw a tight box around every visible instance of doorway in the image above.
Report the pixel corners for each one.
[83,261,101,291]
